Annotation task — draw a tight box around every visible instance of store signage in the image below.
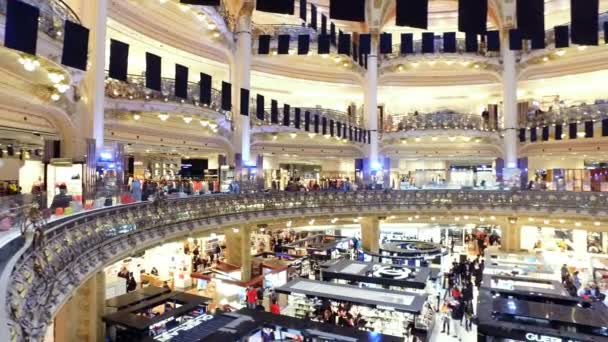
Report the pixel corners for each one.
[376,305,395,311]
[154,314,214,341]
[373,266,411,280]
[524,333,578,342]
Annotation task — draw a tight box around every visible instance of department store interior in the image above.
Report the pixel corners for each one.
[2,0,608,342]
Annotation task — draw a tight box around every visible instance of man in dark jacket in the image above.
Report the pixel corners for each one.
[50,184,72,210]
[450,298,465,340]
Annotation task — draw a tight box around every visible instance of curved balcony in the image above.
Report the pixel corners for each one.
[250,104,357,129]
[0,0,80,41]
[3,189,608,341]
[382,37,496,61]
[252,22,317,39]
[385,111,498,133]
[520,102,608,128]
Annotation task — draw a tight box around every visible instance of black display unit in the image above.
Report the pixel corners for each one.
[476,274,608,342]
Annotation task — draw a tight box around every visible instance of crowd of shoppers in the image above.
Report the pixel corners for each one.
[561,264,605,301]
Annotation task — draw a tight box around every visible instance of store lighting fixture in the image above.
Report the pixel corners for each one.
[158,113,170,121]
[463,137,472,142]
[309,219,315,225]
[333,57,341,63]
[576,132,585,138]
[18,56,40,72]
[411,62,419,68]
[209,123,218,129]
[331,218,338,223]
[480,217,485,222]
[210,233,216,237]
[54,83,70,93]
[427,61,436,66]
[490,216,496,220]
[207,23,216,30]
[460,61,470,67]
[445,60,454,65]
[431,136,438,141]
[594,221,601,226]
[179,4,189,11]
[474,64,480,69]
[414,137,421,142]
[286,220,292,227]
[50,93,60,101]
[389,215,396,219]
[528,217,535,222]
[307,51,313,56]
[183,116,193,124]
[556,50,566,56]
[200,120,209,127]
[509,219,516,224]
[308,133,316,138]
[290,133,297,139]
[353,218,359,223]
[48,72,65,84]
[408,217,413,221]
[455,217,460,221]
[559,219,565,224]
[463,215,469,220]
[213,32,220,38]
[398,65,404,71]
[577,45,587,51]
[272,134,278,140]
[544,219,550,224]
[232,228,239,233]
[448,136,456,141]
[196,13,205,21]
[343,62,349,68]
[414,215,420,219]
[542,57,549,62]
[133,114,141,120]
[575,222,582,227]
[431,217,436,221]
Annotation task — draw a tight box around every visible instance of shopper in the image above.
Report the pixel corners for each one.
[246,286,258,309]
[464,301,474,332]
[150,267,159,276]
[440,302,451,335]
[561,264,570,283]
[450,298,465,341]
[573,271,582,290]
[162,281,171,290]
[131,178,142,201]
[257,286,265,302]
[117,266,130,279]
[270,299,280,314]
[50,184,73,210]
[126,274,137,292]
[255,299,266,312]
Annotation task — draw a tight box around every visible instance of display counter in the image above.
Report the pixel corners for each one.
[106,286,171,312]
[102,291,212,342]
[276,278,432,339]
[476,274,608,342]
[362,240,446,267]
[321,259,432,291]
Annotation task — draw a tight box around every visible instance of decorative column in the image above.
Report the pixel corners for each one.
[232,4,253,168]
[364,35,380,171]
[361,216,380,253]
[501,31,520,186]
[225,226,252,281]
[54,271,105,342]
[501,218,521,252]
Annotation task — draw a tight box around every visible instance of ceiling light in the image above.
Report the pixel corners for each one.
[559,219,565,224]
[463,137,472,142]
[207,23,216,30]
[183,116,193,124]
[397,65,404,71]
[460,61,470,67]
[544,219,550,224]
[411,62,419,68]
[414,215,420,219]
[343,62,349,67]
[307,51,313,56]
[321,54,328,59]
[431,217,436,221]
[213,32,220,38]
[334,57,341,63]
[474,64,480,69]
[133,114,141,120]
[209,123,218,129]
[309,219,315,225]
[594,221,600,226]
[54,83,70,93]
[528,217,535,222]
[577,45,587,51]
[445,60,454,65]
[448,136,456,141]
[463,215,469,220]
[408,217,413,221]
[19,57,40,72]
[308,133,316,138]
[431,136,438,141]
[427,61,436,66]
[290,133,297,139]
[232,228,239,233]
[475,138,481,143]
[542,56,549,62]
[401,139,407,144]
[556,50,566,56]
[331,218,338,223]
[179,4,189,11]
[158,113,170,121]
[286,220,292,227]
[575,222,582,227]
[272,134,278,140]
[48,72,65,84]
[414,137,421,142]
[50,93,60,101]
[200,120,209,127]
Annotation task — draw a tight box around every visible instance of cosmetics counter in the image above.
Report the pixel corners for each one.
[276,278,433,341]
[102,291,212,342]
[476,274,608,342]
[280,234,353,277]
[147,309,402,342]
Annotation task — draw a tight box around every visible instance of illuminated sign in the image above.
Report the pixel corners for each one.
[524,333,579,342]
[154,314,214,341]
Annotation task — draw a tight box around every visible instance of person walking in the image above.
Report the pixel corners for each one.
[246,286,258,309]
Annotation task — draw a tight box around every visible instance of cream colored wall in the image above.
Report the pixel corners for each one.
[0,159,24,181]
[520,70,608,105]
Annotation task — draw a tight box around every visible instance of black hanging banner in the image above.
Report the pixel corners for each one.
[519,128,526,143]
[294,108,301,129]
[5,0,39,55]
[603,119,608,137]
[318,34,330,54]
[571,0,599,45]
[585,121,594,138]
[542,126,549,141]
[221,81,231,111]
[256,94,265,120]
[367,130,371,144]
[569,122,578,139]
[465,32,478,52]
[305,111,311,131]
[554,25,570,48]
[337,122,342,137]
[330,23,337,45]
[443,32,456,52]
[396,0,428,29]
[401,33,414,54]
[109,39,129,81]
[555,124,563,140]
[509,29,522,50]
[353,42,359,62]
[359,34,371,54]
[330,120,335,136]
[300,0,307,21]
[256,0,294,14]
[298,34,310,55]
[311,4,317,30]
[349,126,353,141]
[174,64,188,99]
[458,0,487,34]
[283,104,291,126]
[422,32,435,53]
[486,30,500,51]
[330,0,365,21]
[322,117,327,135]
[517,0,544,40]
[240,88,250,116]
[343,124,348,139]
[530,127,537,142]
[314,114,320,134]
[145,52,162,91]
[278,34,290,54]
[62,20,90,71]
[380,33,393,54]
[200,73,212,105]
[258,35,271,54]
[271,100,279,124]
[321,14,327,34]
[338,33,351,55]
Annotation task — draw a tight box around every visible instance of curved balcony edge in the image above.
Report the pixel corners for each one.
[3,190,608,341]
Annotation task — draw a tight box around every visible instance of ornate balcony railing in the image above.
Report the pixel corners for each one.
[386,111,497,133]
[520,102,608,128]
[0,0,80,42]
[383,37,498,60]
[249,103,357,127]
[104,73,227,117]
[3,189,608,341]
[252,22,317,40]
